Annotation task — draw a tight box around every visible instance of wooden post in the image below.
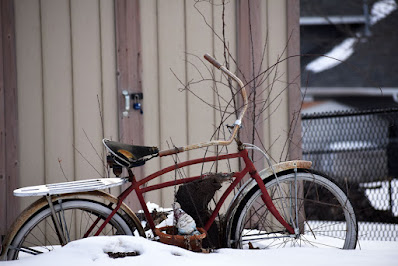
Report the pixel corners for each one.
[0,0,19,242]
[287,0,302,160]
[0,0,5,242]
[237,0,265,171]
[115,0,144,211]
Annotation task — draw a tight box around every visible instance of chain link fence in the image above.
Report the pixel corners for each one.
[302,108,398,241]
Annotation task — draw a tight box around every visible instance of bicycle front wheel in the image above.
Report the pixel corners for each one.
[7,199,134,260]
[229,170,357,249]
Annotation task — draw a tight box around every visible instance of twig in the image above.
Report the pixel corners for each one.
[58,158,70,182]
[73,144,103,177]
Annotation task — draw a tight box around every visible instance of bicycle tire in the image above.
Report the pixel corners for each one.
[228,170,358,249]
[6,199,136,260]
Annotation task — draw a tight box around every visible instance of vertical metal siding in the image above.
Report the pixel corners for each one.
[266,0,289,161]
[14,0,44,211]
[140,0,238,208]
[15,0,118,214]
[14,0,295,216]
[71,0,104,182]
[140,0,161,203]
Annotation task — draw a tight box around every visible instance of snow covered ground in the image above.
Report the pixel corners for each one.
[2,236,398,266]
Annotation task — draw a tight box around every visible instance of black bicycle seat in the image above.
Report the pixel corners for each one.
[103,139,159,167]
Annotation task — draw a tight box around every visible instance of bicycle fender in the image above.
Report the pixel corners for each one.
[223,160,312,244]
[0,190,145,260]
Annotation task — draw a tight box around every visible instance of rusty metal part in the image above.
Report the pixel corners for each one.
[0,190,144,260]
[201,172,234,182]
[154,226,207,252]
[260,160,312,178]
[224,160,312,244]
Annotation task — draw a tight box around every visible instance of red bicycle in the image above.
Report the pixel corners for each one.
[1,54,357,260]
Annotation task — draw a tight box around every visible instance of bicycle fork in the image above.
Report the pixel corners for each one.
[241,150,295,235]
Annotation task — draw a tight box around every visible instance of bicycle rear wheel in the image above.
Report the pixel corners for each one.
[229,170,357,249]
[6,199,135,260]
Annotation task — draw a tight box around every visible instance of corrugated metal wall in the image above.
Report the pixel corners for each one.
[140,0,291,209]
[140,0,238,208]
[14,0,292,213]
[15,0,118,211]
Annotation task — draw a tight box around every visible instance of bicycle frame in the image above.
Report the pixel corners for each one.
[92,148,295,237]
[78,54,293,240]
[1,51,358,258]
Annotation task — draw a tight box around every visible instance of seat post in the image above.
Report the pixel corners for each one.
[127,168,137,183]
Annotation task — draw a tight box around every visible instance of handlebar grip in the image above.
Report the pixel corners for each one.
[204,54,222,69]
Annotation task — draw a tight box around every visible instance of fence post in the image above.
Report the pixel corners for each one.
[0,0,20,243]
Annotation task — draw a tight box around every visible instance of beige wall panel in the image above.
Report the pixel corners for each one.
[212,0,239,173]
[157,0,187,207]
[185,0,215,175]
[213,0,236,66]
[15,0,120,211]
[100,0,118,144]
[13,0,292,215]
[211,0,238,212]
[213,0,237,114]
[139,0,162,203]
[99,0,120,196]
[261,0,271,154]
[266,0,289,163]
[71,0,105,180]
[41,0,75,183]
[14,0,45,210]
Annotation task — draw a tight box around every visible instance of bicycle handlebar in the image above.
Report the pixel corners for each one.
[204,54,222,69]
[158,54,248,157]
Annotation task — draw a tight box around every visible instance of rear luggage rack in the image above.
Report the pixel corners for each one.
[13,178,127,197]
